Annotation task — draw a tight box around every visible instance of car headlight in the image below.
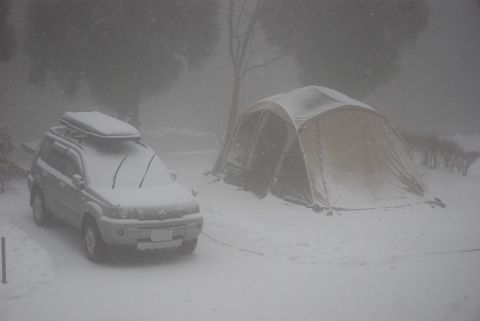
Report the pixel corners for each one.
[105,205,136,219]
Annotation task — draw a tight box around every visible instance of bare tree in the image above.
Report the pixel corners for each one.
[225,0,283,135]
[213,0,284,172]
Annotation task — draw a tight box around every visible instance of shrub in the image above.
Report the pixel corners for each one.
[401,131,480,176]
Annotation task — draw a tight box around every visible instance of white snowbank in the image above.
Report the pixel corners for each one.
[144,127,213,139]
[143,127,219,152]
[0,182,56,302]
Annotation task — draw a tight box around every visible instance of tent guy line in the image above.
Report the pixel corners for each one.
[390,247,480,264]
[201,231,265,257]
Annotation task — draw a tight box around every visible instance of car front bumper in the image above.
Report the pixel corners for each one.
[97,213,203,247]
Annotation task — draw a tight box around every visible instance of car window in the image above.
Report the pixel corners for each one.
[39,138,53,161]
[46,148,81,179]
[64,154,81,178]
[46,148,67,173]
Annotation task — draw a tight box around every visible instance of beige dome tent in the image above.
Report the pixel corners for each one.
[216,86,425,210]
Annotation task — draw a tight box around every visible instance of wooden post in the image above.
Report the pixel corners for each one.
[1,237,5,284]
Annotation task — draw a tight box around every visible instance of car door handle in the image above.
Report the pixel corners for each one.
[59,182,65,188]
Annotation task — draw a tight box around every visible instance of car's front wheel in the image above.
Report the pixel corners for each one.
[32,190,51,226]
[82,217,107,262]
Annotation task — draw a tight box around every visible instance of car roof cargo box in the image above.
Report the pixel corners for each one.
[60,111,141,140]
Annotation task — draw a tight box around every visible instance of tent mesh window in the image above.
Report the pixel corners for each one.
[226,111,262,167]
[224,112,262,186]
[244,112,287,198]
[271,138,311,204]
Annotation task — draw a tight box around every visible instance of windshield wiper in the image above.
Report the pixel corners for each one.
[138,152,156,188]
[112,153,129,189]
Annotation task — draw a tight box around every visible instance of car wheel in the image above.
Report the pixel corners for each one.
[178,238,198,255]
[32,190,51,226]
[82,217,107,262]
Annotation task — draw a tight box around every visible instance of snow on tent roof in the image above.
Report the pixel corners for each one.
[61,111,140,139]
[258,86,374,128]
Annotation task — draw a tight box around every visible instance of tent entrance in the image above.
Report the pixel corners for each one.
[247,112,288,198]
[224,111,288,198]
[271,137,312,204]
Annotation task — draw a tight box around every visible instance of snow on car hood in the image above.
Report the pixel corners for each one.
[91,182,197,209]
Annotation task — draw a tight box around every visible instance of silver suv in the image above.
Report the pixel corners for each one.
[27,111,203,262]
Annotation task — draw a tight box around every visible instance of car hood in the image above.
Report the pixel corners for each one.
[91,182,197,210]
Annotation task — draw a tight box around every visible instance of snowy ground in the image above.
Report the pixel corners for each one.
[0,185,55,301]
[1,144,480,320]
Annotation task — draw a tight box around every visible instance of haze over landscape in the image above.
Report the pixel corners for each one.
[1,1,480,321]
[1,0,480,140]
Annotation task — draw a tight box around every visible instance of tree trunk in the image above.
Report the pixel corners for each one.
[227,75,242,138]
[212,74,242,174]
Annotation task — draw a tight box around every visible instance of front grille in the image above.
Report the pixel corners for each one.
[136,206,198,221]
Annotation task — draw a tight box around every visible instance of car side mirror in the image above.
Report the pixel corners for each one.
[169,170,177,181]
[72,174,85,189]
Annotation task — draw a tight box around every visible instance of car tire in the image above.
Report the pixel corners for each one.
[178,238,198,255]
[82,217,107,262]
[32,189,52,226]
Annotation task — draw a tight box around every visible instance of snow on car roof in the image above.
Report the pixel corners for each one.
[61,111,141,139]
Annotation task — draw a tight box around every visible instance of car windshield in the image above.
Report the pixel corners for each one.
[82,140,171,188]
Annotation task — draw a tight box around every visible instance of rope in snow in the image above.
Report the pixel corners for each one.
[409,247,480,259]
[202,230,480,265]
[201,232,265,257]
[390,247,480,264]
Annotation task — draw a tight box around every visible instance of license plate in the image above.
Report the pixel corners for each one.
[137,239,182,250]
[150,229,173,242]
